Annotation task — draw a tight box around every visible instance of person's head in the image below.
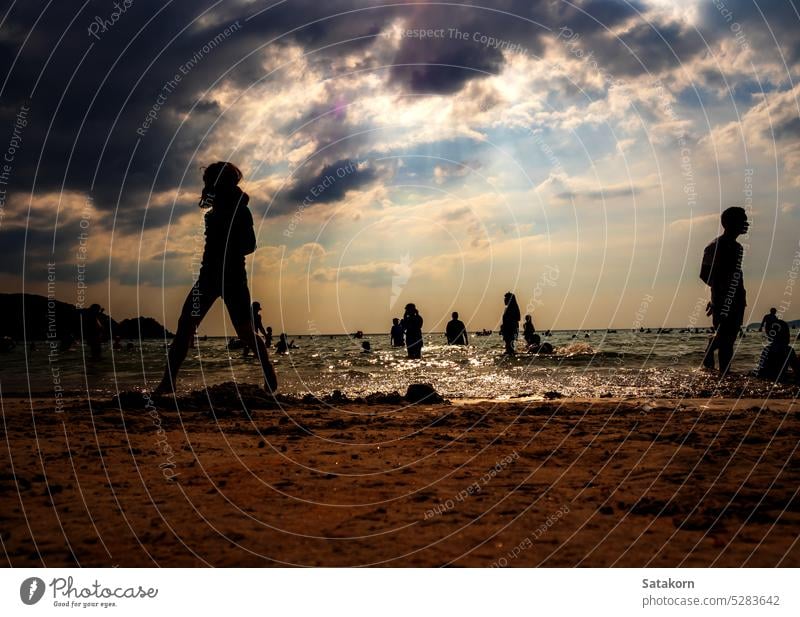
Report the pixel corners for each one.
[362,341,371,351]
[720,206,749,236]
[202,161,242,191]
[452,312,459,320]
[392,318,399,325]
[404,303,417,315]
[525,314,532,323]
[252,301,261,313]
[770,307,777,315]
[279,333,287,341]
[504,292,514,305]
[768,320,790,346]
[266,326,272,333]
[531,333,541,345]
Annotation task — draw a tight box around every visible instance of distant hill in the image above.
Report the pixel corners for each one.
[0,293,172,341]
[746,319,800,330]
[113,316,174,339]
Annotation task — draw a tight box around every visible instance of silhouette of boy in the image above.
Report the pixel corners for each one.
[700,206,748,374]
[390,318,405,347]
[446,312,468,345]
[523,314,536,345]
[155,162,277,395]
[759,307,779,336]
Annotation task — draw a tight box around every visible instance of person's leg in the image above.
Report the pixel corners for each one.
[223,277,278,392]
[702,337,716,369]
[703,310,722,369]
[155,281,217,394]
[717,319,738,375]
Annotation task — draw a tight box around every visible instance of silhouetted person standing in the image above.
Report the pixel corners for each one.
[403,303,424,359]
[264,326,273,347]
[154,162,277,395]
[82,303,104,360]
[700,206,748,374]
[523,314,536,345]
[759,307,779,335]
[446,311,468,345]
[500,292,521,355]
[390,318,405,347]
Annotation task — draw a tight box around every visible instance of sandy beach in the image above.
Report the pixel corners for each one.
[1,386,798,567]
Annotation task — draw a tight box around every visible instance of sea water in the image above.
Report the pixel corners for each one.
[1,329,796,400]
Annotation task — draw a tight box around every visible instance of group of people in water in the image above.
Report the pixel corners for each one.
[383,298,555,361]
[11,163,793,394]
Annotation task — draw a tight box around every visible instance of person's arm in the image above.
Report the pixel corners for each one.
[699,242,714,285]
[234,198,257,256]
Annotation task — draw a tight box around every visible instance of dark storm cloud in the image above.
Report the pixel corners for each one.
[0,0,694,233]
[277,158,377,215]
[560,17,708,79]
[3,0,792,290]
[772,116,800,141]
[0,0,401,223]
[390,33,507,95]
[697,0,800,63]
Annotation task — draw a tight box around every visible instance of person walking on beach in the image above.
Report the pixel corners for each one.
[523,314,536,346]
[500,292,521,355]
[390,318,405,347]
[445,311,468,345]
[154,162,277,395]
[700,206,748,374]
[403,303,424,359]
[243,301,268,357]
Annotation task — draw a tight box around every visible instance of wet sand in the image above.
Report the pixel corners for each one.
[1,386,799,566]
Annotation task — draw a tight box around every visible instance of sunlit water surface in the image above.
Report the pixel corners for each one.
[3,329,798,401]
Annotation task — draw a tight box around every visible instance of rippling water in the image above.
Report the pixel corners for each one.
[2,329,797,400]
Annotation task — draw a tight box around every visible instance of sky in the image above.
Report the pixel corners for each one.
[1,0,800,336]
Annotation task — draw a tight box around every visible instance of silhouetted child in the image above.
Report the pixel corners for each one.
[264,326,273,347]
[445,311,468,345]
[275,333,296,354]
[523,314,536,345]
[361,341,371,353]
[500,292,520,355]
[154,162,277,395]
[755,319,799,382]
[700,206,748,374]
[403,303,424,359]
[390,318,405,347]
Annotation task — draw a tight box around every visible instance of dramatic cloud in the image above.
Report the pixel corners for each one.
[2,0,800,331]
